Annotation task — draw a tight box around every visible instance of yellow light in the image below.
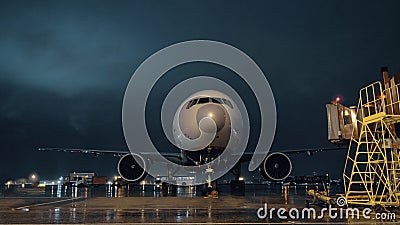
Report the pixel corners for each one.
[238,177,244,181]
[208,113,213,118]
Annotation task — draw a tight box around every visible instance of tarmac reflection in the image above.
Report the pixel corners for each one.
[0,184,356,224]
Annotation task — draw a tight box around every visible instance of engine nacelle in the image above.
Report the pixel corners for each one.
[260,152,292,181]
[117,153,147,182]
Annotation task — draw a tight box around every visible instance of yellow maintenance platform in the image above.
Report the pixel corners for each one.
[343,67,400,207]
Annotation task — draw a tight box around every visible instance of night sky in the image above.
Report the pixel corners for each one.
[1,0,400,183]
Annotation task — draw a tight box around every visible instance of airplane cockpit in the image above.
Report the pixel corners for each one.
[186,97,233,109]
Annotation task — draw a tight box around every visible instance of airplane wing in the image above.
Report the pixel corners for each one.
[276,146,348,155]
[38,147,189,165]
[38,147,129,156]
[39,146,347,159]
[37,147,182,158]
[238,146,348,162]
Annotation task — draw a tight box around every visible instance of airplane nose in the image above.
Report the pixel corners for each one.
[196,104,226,132]
[198,117,217,133]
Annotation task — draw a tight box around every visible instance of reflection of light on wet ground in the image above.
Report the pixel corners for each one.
[176,211,182,222]
[103,184,204,198]
[208,203,212,219]
[48,207,61,223]
[141,209,145,223]
[70,207,76,223]
[106,209,116,221]
[0,184,363,223]
[283,186,289,205]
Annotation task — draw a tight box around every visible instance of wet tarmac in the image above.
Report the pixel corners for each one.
[0,184,397,224]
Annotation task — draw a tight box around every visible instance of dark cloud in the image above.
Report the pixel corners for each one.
[1,0,400,182]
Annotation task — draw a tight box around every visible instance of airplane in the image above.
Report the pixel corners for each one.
[39,90,350,193]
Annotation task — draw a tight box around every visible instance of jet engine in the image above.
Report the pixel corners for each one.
[117,154,147,182]
[260,152,292,181]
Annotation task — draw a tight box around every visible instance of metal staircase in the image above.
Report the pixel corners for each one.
[343,69,400,207]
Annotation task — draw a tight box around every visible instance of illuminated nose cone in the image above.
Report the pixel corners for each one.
[198,117,217,134]
[173,98,231,151]
[197,104,226,132]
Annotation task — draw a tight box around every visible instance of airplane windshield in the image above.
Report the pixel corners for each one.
[186,99,198,109]
[222,99,233,109]
[197,98,210,104]
[186,97,233,109]
[211,98,222,103]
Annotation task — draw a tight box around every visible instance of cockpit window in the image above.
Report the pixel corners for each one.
[211,98,222,103]
[186,99,198,109]
[222,99,233,109]
[197,97,210,104]
[186,97,234,109]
